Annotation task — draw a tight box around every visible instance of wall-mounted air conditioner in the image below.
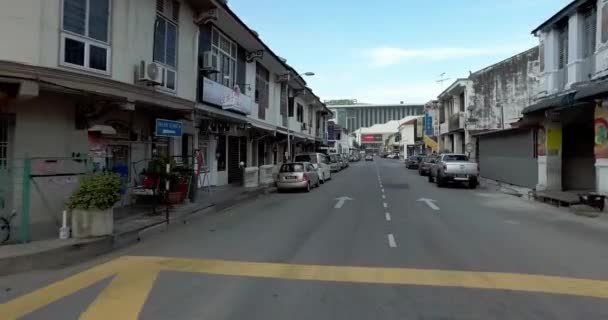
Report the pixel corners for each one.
[137,61,163,85]
[202,51,220,73]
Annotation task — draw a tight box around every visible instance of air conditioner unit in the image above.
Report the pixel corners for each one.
[194,8,218,25]
[137,61,163,85]
[202,51,220,73]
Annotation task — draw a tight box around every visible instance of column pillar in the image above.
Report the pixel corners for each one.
[543,29,562,94]
[566,12,585,88]
[453,132,463,153]
[537,119,562,191]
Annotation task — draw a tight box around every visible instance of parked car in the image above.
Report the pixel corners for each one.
[365,154,374,161]
[337,154,349,169]
[328,154,341,172]
[405,155,423,169]
[294,153,331,183]
[277,162,320,192]
[418,156,437,176]
[428,154,479,188]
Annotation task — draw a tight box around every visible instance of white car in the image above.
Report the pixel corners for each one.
[294,153,332,183]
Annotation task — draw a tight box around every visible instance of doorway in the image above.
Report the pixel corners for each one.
[228,136,247,184]
[0,114,14,216]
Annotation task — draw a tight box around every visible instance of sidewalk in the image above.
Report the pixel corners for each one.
[0,184,276,276]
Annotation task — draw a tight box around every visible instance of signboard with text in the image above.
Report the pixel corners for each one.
[155,119,182,137]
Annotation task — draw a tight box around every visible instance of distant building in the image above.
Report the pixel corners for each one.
[328,103,424,132]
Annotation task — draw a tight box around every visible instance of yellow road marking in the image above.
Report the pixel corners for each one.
[79,267,159,320]
[2,255,608,319]
[0,257,128,319]
[155,257,608,300]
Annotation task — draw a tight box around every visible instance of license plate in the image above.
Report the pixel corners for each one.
[285,176,297,180]
[455,174,468,178]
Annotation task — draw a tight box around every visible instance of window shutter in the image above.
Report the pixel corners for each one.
[156,0,164,13]
[602,4,608,43]
[172,1,180,22]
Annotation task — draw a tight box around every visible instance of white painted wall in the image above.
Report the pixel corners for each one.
[0,0,199,101]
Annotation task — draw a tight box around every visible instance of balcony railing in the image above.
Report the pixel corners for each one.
[448,112,465,132]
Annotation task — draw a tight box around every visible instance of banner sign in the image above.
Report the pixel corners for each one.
[424,113,433,136]
[361,134,383,143]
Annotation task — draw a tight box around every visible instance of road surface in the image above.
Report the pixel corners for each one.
[2,157,608,319]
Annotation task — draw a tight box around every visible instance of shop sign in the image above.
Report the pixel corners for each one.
[155,119,182,137]
[202,78,252,115]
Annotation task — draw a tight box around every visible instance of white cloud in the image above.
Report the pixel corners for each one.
[367,46,528,67]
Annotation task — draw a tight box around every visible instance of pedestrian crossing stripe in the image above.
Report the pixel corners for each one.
[2,255,608,319]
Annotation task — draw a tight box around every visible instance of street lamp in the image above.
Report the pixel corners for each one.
[287,72,315,161]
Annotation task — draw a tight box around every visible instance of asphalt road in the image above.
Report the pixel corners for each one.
[3,157,608,319]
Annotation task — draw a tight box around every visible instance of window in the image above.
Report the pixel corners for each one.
[602,4,608,44]
[583,10,597,59]
[210,28,237,88]
[288,97,295,117]
[154,0,179,91]
[558,27,568,69]
[255,63,270,119]
[308,106,313,129]
[61,0,111,73]
[297,103,304,122]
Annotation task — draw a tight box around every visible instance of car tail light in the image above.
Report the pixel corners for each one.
[302,174,309,182]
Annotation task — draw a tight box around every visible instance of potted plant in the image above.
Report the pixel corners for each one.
[67,173,122,238]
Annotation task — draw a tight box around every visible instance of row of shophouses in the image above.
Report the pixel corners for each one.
[0,0,332,239]
[424,0,608,194]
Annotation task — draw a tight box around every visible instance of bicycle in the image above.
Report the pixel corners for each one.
[1,210,17,244]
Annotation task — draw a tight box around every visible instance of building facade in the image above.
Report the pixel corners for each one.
[438,47,540,160]
[521,0,608,193]
[0,0,331,240]
[328,103,424,132]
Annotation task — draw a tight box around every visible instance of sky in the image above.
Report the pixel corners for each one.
[228,0,573,104]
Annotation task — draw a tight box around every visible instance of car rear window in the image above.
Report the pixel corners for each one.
[443,155,468,162]
[280,163,305,172]
[294,154,316,163]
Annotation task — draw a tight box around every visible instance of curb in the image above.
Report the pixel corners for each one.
[0,186,276,276]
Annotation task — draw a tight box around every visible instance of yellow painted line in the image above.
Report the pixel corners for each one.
[0,257,132,319]
[153,257,608,300]
[79,267,159,320]
[3,255,608,320]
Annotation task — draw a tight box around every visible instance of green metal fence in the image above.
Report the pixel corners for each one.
[0,156,31,243]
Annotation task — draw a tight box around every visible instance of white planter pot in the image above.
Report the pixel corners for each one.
[71,208,114,238]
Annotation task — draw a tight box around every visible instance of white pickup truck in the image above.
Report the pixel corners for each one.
[428,154,479,189]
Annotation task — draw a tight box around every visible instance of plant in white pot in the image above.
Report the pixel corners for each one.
[67,173,121,238]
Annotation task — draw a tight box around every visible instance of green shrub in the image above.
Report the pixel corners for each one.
[67,173,122,210]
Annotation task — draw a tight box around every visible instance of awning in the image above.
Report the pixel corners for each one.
[248,118,277,133]
[574,78,608,101]
[522,91,576,114]
[195,103,247,124]
[0,60,193,112]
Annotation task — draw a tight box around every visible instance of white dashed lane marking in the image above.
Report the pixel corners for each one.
[385,212,391,221]
[387,234,397,248]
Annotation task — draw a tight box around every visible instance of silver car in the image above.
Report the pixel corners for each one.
[277,162,320,192]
